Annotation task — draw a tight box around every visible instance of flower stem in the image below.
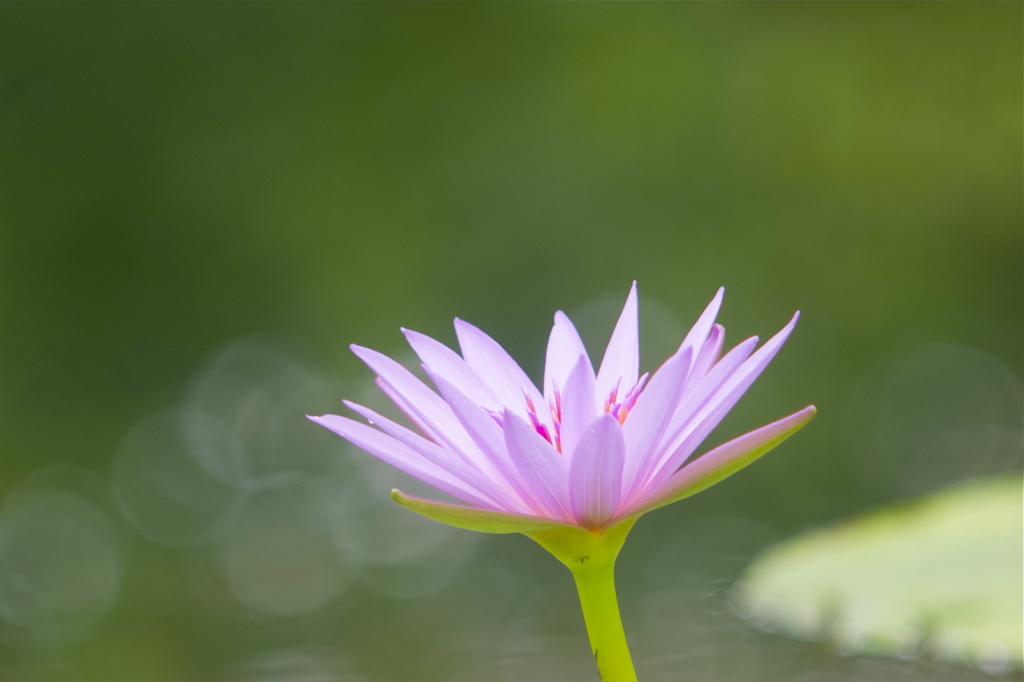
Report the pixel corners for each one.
[571,556,638,682]
[524,518,639,681]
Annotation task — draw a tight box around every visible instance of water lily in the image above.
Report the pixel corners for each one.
[310,283,814,681]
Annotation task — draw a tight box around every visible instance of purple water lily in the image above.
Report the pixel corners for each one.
[310,284,815,532]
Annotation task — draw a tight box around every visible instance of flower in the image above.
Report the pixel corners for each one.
[309,283,815,535]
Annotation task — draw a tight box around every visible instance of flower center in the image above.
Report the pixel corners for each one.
[524,374,649,454]
[525,393,561,452]
[604,374,648,427]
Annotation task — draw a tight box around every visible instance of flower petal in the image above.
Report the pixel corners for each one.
[559,354,598,459]
[402,329,501,410]
[648,312,801,487]
[350,344,483,463]
[422,371,533,512]
[504,411,572,521]
[343,400,513,508]
[660,335,759,452]
[455,318,546,416]
[688,323,725,387]
[677,287,724,366]
[620,405,816,518]
[595,282,639,405]
[391,489,575,534]
[620,346,692,496]
[568,414,625,529]
[350,344,450,441]
[544,311,593,402]
[308,414,499,509]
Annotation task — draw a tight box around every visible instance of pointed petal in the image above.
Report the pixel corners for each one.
[568,415,625,528]
[688,323,725,386]
[350,344,448,436]
[559,354,598,459]
[402,329,501,410]
[391,489,575,534]
[503,411,572,521]
[373,378,444,444]
[620,405,816,518]
[621,347,692,495]
[308,414,499,509]
[350,344,471,451]
[596,282,639,405]
[455,318,545,415]
[351,344,492,470]
[651,312,800,484]
[343,400,512,508]
[677,287,724,364]
[658,335,759,456]
[544,311,593,401]
[423,371,533,512]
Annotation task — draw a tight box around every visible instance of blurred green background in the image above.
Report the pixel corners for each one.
[0,3,1020,681]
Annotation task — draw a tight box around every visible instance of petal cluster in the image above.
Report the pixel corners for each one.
[310,284,815,531]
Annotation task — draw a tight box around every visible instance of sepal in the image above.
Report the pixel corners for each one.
[391,489,575,534]
[524,517,637,572]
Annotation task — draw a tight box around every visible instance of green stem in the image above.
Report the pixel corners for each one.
[524,517,640,682]
[571,556,638,682]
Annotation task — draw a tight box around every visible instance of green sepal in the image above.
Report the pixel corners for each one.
[524,517,638,572]
[391,489,576,534]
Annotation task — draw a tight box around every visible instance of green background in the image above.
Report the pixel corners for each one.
[0,4,1020,681]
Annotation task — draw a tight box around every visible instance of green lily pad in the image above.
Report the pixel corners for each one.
[734,474,1023,674]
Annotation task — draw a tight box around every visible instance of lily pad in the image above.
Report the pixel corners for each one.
[734,474,1023,674]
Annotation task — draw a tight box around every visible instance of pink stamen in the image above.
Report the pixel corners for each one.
[525,391,561,452]
[603,374,649,426]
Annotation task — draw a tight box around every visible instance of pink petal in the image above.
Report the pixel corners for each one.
[544,311,593,402]
[455,318,546,417]
[620,405,817,518]
[373,378,444,444]
[646,312,800,489]
[620,347,692,496]
[559,354,598,459]
[308,414,501,509]
[595,282,639,405]
[402,329,501,410]
[350,344,482,461]
[351,344,443,422]
[422,370,533,510]
[503,411,572,521]
[676,287,724,366]
[568,414,625,529]
[655,335,760,464]
[688,323,725,387]
[343,400,515,509]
